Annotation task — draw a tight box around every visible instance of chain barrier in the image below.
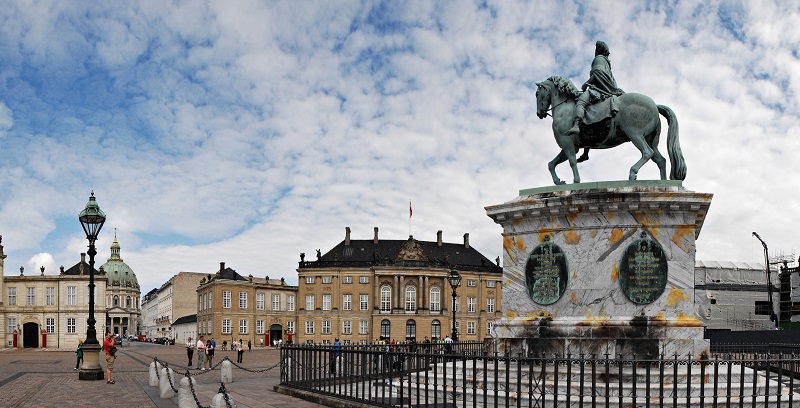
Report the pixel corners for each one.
[150,354,279,408]
[223,356,282,373]
[218,382,233,408]
[185,368,211,408]
[163,362,180,393]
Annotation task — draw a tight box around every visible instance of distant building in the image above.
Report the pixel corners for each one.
[295,227,503,345]
[696,260,781,330]
[172,314,197,344]
[141,271,206,340]
[0,237,141,348]
[196,263,298,347]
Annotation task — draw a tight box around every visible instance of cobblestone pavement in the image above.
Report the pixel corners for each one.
[0,342,326,408]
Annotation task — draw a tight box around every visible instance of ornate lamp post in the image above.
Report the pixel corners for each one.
[447,269,462,342]
[78,192,106,380]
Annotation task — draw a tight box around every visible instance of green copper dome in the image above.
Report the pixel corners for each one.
[101,239,139,288]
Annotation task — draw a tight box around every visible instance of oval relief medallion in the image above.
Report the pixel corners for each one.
[619,232,668,304]
[525,235,568,305]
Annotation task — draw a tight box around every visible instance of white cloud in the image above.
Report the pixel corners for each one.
[1,1,800,294]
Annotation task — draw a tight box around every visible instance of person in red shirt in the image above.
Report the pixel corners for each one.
[103,332,116,384]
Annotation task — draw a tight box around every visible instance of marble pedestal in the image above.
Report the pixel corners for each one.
[78,342,105,380]
[485,181,712,359]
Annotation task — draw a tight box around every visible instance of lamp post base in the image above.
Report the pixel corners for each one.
[78,343,105,381]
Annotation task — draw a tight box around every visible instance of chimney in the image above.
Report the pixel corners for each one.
[437,230,443,247]
[345,227,351,246]
[80,253,86,275]
[463,233,470,249]
[220,262,225,272]
[374,227,379,244]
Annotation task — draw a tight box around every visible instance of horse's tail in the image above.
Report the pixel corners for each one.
[658,104,686,180]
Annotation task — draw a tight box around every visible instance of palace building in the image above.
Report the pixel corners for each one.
[195,263,298,347]
[0,237,141,348]
[294,227,503,345]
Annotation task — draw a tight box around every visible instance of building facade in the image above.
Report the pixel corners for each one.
[295,227,504,345]
[196,263,298,348]
[141,288,158,340]
[150,271,206,340]
[0,238,141,348]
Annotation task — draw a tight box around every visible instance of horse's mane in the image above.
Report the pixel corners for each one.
[547,75,581,98]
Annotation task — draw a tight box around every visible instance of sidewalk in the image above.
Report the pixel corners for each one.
[0,343,326,408]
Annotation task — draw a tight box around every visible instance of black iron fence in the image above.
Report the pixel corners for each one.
[280,344,800,407]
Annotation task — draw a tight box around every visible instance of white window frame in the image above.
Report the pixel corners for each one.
[380,286,391,311]
[322,276,332,284]
[487,298,495,313]
[27,287,35,306]
[305,320,314,335]
[7,318,16,334]
[67,317,76,334]
[322,320,331,335]
[429,287,440,312]
[46,318,55,333]
[342,320,352,334]
[305,276,314,284]
[467,321,476,335]
[8,287,17,306]
[359,276,369,284]
[239,319,248,334]
[222,291,231,308]
[66,286,75,306]
[342,276,352,284]
[322,294,332,311]
[46,287,55,306]
[359,294,369,311]
[342,294,352,311]
[467,279,476,287]
[305,295,315,311]
[405,286,416,312]
[359,320,369,335]
[222,319,231,334]
[287,295,295,311]
[256,319,264,334]
[487,321,494,335]
[468,297,476,313]
[287,321,295,335]
[256,293,265,310]
[239,292,247,309]
[272,294,280,311]
[486,280,496,288]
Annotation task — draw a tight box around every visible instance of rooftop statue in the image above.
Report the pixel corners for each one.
[535,41,686,185]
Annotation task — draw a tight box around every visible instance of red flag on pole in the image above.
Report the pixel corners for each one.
[409,200,412,218]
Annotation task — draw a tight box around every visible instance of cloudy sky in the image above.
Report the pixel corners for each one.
[1,1,799,294]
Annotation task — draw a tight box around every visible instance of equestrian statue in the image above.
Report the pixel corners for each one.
[535,41,686,185]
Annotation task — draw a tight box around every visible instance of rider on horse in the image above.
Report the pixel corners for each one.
[567,41,625,162]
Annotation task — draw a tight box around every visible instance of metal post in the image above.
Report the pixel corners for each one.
[78,192,106,380]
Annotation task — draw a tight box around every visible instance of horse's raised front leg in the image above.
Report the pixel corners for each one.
[548,151,568,185]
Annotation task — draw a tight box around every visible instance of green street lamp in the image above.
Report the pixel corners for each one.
[78,191,106,380]
[447,269,462,342]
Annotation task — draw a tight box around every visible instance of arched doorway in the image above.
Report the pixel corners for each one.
[269,324,282,346]
[23,322,39,348]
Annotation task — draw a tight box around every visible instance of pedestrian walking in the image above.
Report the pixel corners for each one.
[74,340,84,370]
[236,339,244,363]
[186,337,194,366]
[103,332,116,384]
[196,336,206,370]
[248,340,251,352]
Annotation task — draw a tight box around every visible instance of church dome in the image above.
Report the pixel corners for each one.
[101,239,139,288]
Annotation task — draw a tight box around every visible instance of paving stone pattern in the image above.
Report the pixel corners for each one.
[0,343,326,408]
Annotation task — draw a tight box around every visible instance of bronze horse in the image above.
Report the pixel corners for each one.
[535,76,686,185]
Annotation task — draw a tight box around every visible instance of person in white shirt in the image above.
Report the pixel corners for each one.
[186,337,194,367]
[196,336,206,370]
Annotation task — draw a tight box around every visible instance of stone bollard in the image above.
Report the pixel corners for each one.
[159,367,176,399]
[221,359,233,384]
[149,361,162,387]
[210,391,236,408]
[178,376,198,408]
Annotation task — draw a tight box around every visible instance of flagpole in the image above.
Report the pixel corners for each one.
[409,199,412,237]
